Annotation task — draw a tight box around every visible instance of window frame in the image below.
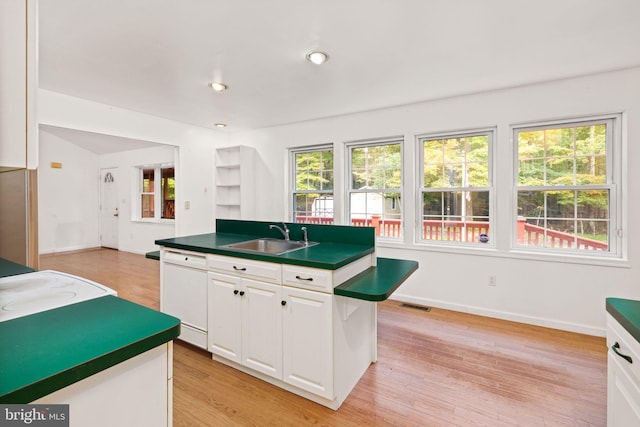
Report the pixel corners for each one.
[135,163,175,222]
[289,145,335,224]
[416,128,495,248]
[346,137,404,241]
[511,114,623,258]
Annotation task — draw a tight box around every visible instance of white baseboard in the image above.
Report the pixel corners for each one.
[389,293,605,337]
[39,244,100,255]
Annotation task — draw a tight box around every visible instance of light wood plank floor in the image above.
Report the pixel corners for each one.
[40,248,607,426]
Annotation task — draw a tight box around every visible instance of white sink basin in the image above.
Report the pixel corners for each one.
[222,238,317,255]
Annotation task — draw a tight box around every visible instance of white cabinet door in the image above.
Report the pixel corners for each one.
[241,279,283,378]
[162,263,207,331]
[282,286,333,399]
[207,272,242,362]
[608,351,640,426]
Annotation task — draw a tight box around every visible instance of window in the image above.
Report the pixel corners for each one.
[514,116,619,254]
[291,147,334,224]
[418,130,493,245]
[348,140,402,239]
[138,165,175,220]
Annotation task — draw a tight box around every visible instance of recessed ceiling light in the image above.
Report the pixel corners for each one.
[214,123,227,128]
[306,51,329,65]
[209,82,228,92]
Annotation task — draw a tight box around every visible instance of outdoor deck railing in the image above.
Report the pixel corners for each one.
[295,215,608,250]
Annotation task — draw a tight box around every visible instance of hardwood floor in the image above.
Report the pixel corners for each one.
[40,249,607,426]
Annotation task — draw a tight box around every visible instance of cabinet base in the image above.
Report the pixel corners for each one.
[210,353,369,410]
[177,323,207,350]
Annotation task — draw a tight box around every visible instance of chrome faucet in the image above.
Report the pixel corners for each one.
[270,222,290,240]
[301,227,309,244]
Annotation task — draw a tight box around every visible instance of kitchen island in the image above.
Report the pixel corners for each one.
[0,259,181,426]
[155,219,417,409]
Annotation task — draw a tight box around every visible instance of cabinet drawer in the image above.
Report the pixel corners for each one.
[208,254,282,284]
[163,250,207,269]
[607,313,640,384]
[282,256,372,293]
[283,265,333,293]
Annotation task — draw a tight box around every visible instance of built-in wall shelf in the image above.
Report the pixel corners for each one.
[215,146,255,220]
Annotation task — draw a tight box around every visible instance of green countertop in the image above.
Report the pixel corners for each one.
[155,219,376,270]
[155,232,375,270]
[0,296,180,403]
[155,221,417,301]
[606,298,640,344]
[334,258,419,301]
[0,257,35,278]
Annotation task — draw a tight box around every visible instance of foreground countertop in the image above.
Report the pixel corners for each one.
[0,295,180,403]
[606,298,640,344]
[0,257,35,278]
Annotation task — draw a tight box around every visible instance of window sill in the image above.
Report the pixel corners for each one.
[375,240,629,268]
[131,218,175,225]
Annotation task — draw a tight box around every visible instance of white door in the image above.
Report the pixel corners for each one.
[100,168,119,249]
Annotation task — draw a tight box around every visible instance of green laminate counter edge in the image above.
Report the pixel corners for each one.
[606,298,640,344]
[155,232,374,270]
[0,257,35,278]
[145,250,160,260]
[334,257,419,301]
[0,296,180,403]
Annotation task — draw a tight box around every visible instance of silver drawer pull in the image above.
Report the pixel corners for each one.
[295,275,313,281]
[612,342,633,364]
[233,266,247,271]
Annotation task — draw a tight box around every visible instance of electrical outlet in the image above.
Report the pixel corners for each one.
[488,275,496,286]
[184,201,190,209]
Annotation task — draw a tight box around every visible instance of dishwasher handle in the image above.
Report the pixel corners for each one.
[612,342,633,364]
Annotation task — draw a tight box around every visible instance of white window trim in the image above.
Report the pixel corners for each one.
[345,136,405,242]
[288,144,335,223]
[415,127,496,248]
[510,113,624,260]
[133,163,175,223]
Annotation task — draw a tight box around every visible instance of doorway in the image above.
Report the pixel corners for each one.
[100,168,119,249]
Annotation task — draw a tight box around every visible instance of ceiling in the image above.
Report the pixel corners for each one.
[39,125,163,154]
[39,0,640,134]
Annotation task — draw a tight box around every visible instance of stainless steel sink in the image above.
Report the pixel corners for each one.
[222,238,317,255]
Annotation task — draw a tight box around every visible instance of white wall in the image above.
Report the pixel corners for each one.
[227,67,640,336]
[99,145,176,254]
[38,89,224,242]
[38,129,100,253]
[38,68,640,336]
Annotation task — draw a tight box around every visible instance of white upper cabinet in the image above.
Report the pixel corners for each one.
[0,0,37,170]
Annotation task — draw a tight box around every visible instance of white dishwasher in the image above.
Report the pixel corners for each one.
[161,249,208,349]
